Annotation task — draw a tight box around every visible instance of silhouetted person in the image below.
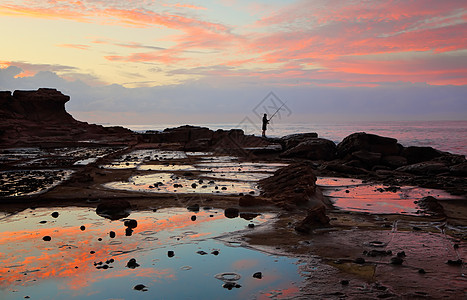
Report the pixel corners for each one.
[262,113,269,137]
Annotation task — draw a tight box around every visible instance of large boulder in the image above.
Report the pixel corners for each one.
[401,146,442,164]
[281,133,319,150]
[449,162,467,176]
[280,138,336,160]
[337,132,400,158]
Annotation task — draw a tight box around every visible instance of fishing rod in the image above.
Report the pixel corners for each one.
[268,101,287,121]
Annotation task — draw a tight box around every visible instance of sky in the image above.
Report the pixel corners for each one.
[0,0,466,125]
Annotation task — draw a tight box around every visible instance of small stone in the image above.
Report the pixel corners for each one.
[340,280,350,285]
[124,219,138,229]
[222,282,241,290]
[197,251,208,255]
[248,223,255,228]
[80,225,86,231]
[397,251,406,257]
[133,284,147,291]
[126,258,140,269]
[221,187,227,190]
[446,259,463,266]
[453,244,459,249]
[191,183,197,188]
[224,208,239,218]
[252,272,262,279]
[354,257,365,264]
[125,228,133,236]
[418,268,426,274]
[51,212,59,218]
[90,251,95,254]
[42,236,51,241]
[168,250,175,258]
[390,257,404,265]
[191,215,196,221]
[39,220,47,224]
[211,250,219,256]
[109,231,116,238]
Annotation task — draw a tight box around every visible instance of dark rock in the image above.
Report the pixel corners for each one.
[187,204,200,212]
[447,259,463,266]
[126,258,140,269]
[450,162,467,176]
[390,257,404,265]
[96,200,131,220]
[191,215,196,221]
[401,146,442,164]
[238,195,270,207]
[109,231,116,238]
[351,150,382,167]
[191,183,197,188]
[418,268,426,274]
[124,219,138,229]
[211,250,219,255]
[340,280,350,285]
[397,251,406,257]
[42,236,51,241]
[280,138,337,161]
[381,155,408,168]
[337,132,400,158]
[365,250,392,257]
[133,284,147,291]
[197,251,208,255]
[396,162,449,175]
[222,282,241,290]
[248,223,255,228]
[224,208,239,218]
[281,132,319,150]
[167,250,175,257]
[80,225,86,231]
[354,257,365,264]
[51,212,59,218]
[252,272,262,279]
[294,206,330,233]
[416,196,445,216]
[125,228,133,236]
[239,212,260,220]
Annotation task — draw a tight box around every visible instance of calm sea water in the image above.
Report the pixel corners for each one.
[123,121,467,156]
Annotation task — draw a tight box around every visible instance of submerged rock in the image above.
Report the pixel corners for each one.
[224,208,239,218]
[96,200,131,220]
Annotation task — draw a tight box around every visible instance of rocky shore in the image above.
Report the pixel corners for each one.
[1,89,465,299]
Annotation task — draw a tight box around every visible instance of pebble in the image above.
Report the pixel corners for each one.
[80,225,86,231]
[197,251,208,255]
[446,259,463,266]
[42,236,51,241]
[211,250,219,256]
[126,258,140,269]
[390,257,404,265]
[109,231,116,238]
[51,212,59,218]
[354,257,365,264]
[133,284,147,291]
[253,272,262,279]
[168,251,175,258]
[418,268,426,274]
[222,282,241,290]
[248,223,255,228]
[340,280,350,285]
[191,215,196,221]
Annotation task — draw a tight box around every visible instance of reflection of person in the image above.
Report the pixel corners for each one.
[262,113,269,137]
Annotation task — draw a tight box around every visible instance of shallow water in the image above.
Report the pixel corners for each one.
[0,170,73,197]
[0,207,303,299]
[317,177,465,215]
[104,173,261,195]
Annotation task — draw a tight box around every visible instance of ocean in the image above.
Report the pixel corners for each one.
[123,120,467,156]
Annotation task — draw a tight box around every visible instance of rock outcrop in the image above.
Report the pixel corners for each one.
[139,125,273,153]
[0,88,136,147]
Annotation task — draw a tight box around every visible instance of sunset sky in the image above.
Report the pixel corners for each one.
[1,0,466,125]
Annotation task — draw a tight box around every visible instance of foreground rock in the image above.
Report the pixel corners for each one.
[0,88,136,147]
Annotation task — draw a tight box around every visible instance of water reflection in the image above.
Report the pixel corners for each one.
[318,177,464,215]
[0,207,302,299]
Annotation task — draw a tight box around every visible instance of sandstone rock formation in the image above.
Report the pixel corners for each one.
[0,88,136,147]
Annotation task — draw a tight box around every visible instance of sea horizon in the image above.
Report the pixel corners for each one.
[101,120,467,157]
